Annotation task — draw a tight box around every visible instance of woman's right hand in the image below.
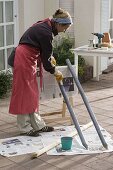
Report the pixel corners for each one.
[54,70,63,82]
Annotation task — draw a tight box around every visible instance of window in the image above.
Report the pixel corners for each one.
[109,0,113,41]
[0,0,17,71]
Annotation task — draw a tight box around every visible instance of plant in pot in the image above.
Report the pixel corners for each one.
[53,34,74,66]
[78,55,93,83]
[52,34,76,100]
[53,33,93,83]
[0,70,12,98]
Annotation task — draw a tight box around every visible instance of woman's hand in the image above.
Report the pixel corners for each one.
[54,70,63,82]
[48,56,56,67]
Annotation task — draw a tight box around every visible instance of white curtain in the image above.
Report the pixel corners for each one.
[109,0,113,40]
[101,0,110,33]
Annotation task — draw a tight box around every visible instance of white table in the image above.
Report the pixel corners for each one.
[73,45,113,81]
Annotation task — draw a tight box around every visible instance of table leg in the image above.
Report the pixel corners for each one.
[74,52,78,77]
[96,56,101,81]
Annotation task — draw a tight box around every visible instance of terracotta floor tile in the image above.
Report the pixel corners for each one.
[0,157,14,168]
[0,71,113,169]
[0,163,29,170]
[84,159,113,170]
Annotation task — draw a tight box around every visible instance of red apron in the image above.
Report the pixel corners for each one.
[9,45,42,114]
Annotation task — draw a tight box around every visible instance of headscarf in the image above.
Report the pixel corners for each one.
[52,17,73,25]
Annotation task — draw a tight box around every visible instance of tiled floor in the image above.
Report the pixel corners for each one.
[0,71,113,170]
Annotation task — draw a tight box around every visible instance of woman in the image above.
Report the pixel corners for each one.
[9,8,72,136]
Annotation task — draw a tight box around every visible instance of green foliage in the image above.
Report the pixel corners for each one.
[53,34,86,77]
[0,70,12,98]
[53,34,74,66]
[78,66,84,76]
[78,55,86,76]
[78,55,86,67]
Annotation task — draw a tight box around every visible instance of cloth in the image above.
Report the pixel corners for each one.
[9,45,41,114]
[17,113,45,133]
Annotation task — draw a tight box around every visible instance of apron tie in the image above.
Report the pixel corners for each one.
[37,56,43,91]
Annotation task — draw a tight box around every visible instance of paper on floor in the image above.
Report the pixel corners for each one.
[0,125,113,157]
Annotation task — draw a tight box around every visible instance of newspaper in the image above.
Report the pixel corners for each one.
[0,125,113,157]
[0,136,44,157]
[44,126,113,155]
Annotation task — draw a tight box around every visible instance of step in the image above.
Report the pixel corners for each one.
[102,63,113,74]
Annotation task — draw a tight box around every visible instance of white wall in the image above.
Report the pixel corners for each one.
[18,0,45,39]
[74,0,95,47]
[44,0,59,17]
[74,0,95,77]
[18,0,24,40]
[24,0,45,30]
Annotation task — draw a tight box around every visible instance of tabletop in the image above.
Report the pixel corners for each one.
[73,45,113,55]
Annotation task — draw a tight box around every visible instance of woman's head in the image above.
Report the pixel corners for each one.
[52,8,72,33]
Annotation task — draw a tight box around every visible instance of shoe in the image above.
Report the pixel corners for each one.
[20,129,39,137]
[39,126,54,132]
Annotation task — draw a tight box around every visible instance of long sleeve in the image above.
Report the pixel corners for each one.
[38,31,55,74]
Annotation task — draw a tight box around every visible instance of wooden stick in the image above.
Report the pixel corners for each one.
[31,121,93,159]
[61,99,66,117]
[44,116,71,123]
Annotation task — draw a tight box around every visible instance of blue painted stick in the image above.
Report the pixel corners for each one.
[66,59,108,149]
[58,81,88,149]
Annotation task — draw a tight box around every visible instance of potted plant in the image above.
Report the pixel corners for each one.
[53,34,93,83]
[38,34,93,100]
[0,70,12,98]
[53,33,74,66]
[78,55,93,83]
[38,34,76,100]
